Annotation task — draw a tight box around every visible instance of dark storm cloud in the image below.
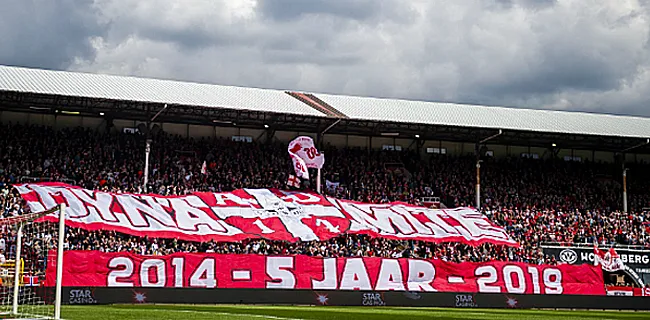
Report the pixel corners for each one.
[475,42,635,96]
[0,0,104,69]
[1,0,649,117]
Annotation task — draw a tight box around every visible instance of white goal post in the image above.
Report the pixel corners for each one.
[0,204,66,320]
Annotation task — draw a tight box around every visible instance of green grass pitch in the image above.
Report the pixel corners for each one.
[59,305,650,320]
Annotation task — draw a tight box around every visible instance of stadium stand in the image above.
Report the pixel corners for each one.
[0,123,648,268]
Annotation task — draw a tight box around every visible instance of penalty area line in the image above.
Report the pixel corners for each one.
[174,309,306,320]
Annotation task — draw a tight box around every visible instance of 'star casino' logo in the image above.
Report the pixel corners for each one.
[362,292,385,306]
[68,289,97,304]
[455,294,478,307]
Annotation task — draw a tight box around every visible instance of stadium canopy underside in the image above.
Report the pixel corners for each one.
[2,89,649,154]
[0,65,649,154]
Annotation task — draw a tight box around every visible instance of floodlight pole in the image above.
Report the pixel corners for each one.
[618,138,649,213]
[143,139,152,193]
[623,168,629,213]
[476,160,482,209]
[475,129,503,210]
[315,119,340,194]
[143,104,168,193]
[316,169,322,194]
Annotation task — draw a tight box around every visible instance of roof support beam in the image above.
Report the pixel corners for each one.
[320,119,341,135]
[317,119,341,148]
[150,104,169,122]
[479,129,503,144]
[621,138,650,153]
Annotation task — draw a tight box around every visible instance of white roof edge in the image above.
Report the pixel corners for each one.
[315,93,650,139]
[0,65,325,117]
[1,65,649,139]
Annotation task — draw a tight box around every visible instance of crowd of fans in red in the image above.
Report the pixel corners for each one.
[0,123,649,266]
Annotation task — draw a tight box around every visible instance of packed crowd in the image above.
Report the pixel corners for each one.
[0,122,649,268]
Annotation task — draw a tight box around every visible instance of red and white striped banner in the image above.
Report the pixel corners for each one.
[16,183,517,246]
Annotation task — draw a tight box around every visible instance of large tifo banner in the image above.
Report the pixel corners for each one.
[16,183,517,246]
[48,251,605,295]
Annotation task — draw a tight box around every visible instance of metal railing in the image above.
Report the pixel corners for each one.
[19,176,75,184]
[541,242,649,251]
[421,196,441,203]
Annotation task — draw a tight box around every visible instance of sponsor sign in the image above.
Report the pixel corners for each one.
[455,294,478,307]
[549,247,650,266]
[362,293,386,306]
[559,249,578,264]
[69,289,98,304]
[46,251,605,296]
[17,183,517,246]
[544,246,650,283]
[60,287,650,309]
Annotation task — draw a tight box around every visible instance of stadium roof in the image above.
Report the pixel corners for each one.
[0,65,324,117]
[0,64,649,152]
[317,94,650,139]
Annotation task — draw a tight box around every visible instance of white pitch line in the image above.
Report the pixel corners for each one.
[174,309,306,320]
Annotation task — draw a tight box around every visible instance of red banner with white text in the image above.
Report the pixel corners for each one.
[16,183,517,246]
[606,286,650,297]
[47,251,605,295]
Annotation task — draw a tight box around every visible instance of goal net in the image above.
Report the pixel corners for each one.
[0,205,66,319]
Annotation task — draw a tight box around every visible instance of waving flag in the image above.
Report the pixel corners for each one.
[594,245,625,272]
[289,136,324,167]
[287,174,301,188]
[289,153,309,179]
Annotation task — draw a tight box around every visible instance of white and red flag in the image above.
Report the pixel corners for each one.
[289,153,309,179]
[23,275,40,287]
[288,136,324,179]
[200,161,207,175]
[286,175,301,188]
[594,245,625,272]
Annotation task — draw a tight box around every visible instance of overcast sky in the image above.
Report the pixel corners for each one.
[1,0,649,116]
